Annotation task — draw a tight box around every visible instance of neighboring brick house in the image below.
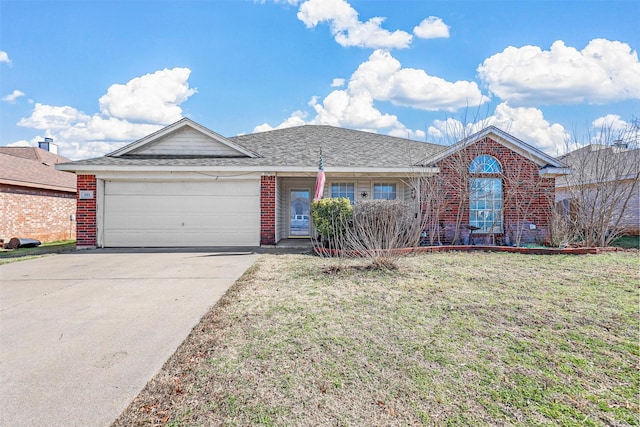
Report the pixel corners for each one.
[556,143,640,236]
[0,145,77,243]
[57,118,568,248]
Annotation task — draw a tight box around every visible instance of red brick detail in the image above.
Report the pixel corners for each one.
[428,137,555,245]
[76,175,97,246]
[0,184,76,243]
[260,176,277,245]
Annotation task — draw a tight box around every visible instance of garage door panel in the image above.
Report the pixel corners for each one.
[104,228,257,247]
[103,180,260,247]
[105,195,257,215]
[105,181,257,197]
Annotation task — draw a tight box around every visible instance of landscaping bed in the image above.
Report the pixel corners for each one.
[314,244,625,257]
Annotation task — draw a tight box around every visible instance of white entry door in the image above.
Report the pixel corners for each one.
[289,189,310,237]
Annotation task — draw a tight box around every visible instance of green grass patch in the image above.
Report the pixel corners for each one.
[114,251,640,426]
[0,240,76,263]
[611,235,640,249]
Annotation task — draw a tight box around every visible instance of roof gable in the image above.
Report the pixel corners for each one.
[108,118,258,158]
[424,126,566,169]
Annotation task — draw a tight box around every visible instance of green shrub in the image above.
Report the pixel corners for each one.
[311,198,353,240]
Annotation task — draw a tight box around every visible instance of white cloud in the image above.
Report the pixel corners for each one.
[589,114,638,146]
[331,78,345,87]
[428,102,570,154]
[254,50,487,140]
[6,135,41,148]
[99,67,197,124]
[18,103,91,129]
[57,116,162,143]
[413,17,449,39]
[2,89,25,103]
[309,89,401,129]
[14,68,195,159]
[350,50,488,111]
[478,39,640,105]
[591,114,628,132]
[296,0,412,49]
[0,51,10,64]
[253,110,308,133]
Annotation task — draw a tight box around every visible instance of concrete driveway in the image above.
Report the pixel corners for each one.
[0,249,259,426]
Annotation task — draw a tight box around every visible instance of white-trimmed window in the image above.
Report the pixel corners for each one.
[470,154,502,174]
[373,183,397,200]
[331,183,355,204]
[469,155,503,232]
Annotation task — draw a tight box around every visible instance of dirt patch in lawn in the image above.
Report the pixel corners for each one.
[113,251,639,426]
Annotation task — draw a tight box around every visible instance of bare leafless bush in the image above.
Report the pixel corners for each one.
[343,200,422,269]
[556,120,639,247]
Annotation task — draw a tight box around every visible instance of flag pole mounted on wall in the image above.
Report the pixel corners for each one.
[313,149,325,202]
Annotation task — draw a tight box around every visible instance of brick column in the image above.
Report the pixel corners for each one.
[260,175,276,246]
[76,174,97,247]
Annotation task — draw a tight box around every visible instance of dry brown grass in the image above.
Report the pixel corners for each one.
[113,251,639,427]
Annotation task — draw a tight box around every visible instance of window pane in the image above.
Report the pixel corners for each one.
[373,183,396,200]
[469,177,503,232]
[331,183,354,204]
[470,155,502,173]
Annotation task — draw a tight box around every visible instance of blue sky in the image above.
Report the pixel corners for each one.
[1,0,638,160]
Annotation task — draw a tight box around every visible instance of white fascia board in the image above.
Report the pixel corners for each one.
[556,174,637,189]
[92,171,263,181]
[539,167,572,178]
[56,164,439,176]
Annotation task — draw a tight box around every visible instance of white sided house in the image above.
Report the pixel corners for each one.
[57,118,568,248]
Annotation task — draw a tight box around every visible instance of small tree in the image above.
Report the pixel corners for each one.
[422,113,497,245]
[419,174,446,245]
[502,154,554,246]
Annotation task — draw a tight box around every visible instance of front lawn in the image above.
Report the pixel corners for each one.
[114,251,639,426]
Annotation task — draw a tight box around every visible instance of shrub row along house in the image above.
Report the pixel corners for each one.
[57,118,569,248]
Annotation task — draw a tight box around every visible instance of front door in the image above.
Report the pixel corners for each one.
[290,189,310,237]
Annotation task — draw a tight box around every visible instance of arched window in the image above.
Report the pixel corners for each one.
[469,155,503,232]
[470,154,502,173]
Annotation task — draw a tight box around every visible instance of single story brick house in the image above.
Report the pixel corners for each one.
[1,144,77,243]
[57,118,569,248]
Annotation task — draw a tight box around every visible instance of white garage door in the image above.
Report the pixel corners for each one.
[103,180,260,247]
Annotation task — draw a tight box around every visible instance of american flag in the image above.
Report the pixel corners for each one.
[313,153,325,202]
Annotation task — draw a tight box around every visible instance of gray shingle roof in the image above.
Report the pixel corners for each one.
[231,126,445,168]
[0,147,76,192]
[557,144,639,185]
[58,125,446,169]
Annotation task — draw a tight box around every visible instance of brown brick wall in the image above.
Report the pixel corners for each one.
[432,137,555,245]
[260,175,277,245]
[0,184,76,242]
[76,175,97,247]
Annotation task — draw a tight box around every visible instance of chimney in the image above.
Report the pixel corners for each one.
[613,139,628,150]
[38,137,58,154]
